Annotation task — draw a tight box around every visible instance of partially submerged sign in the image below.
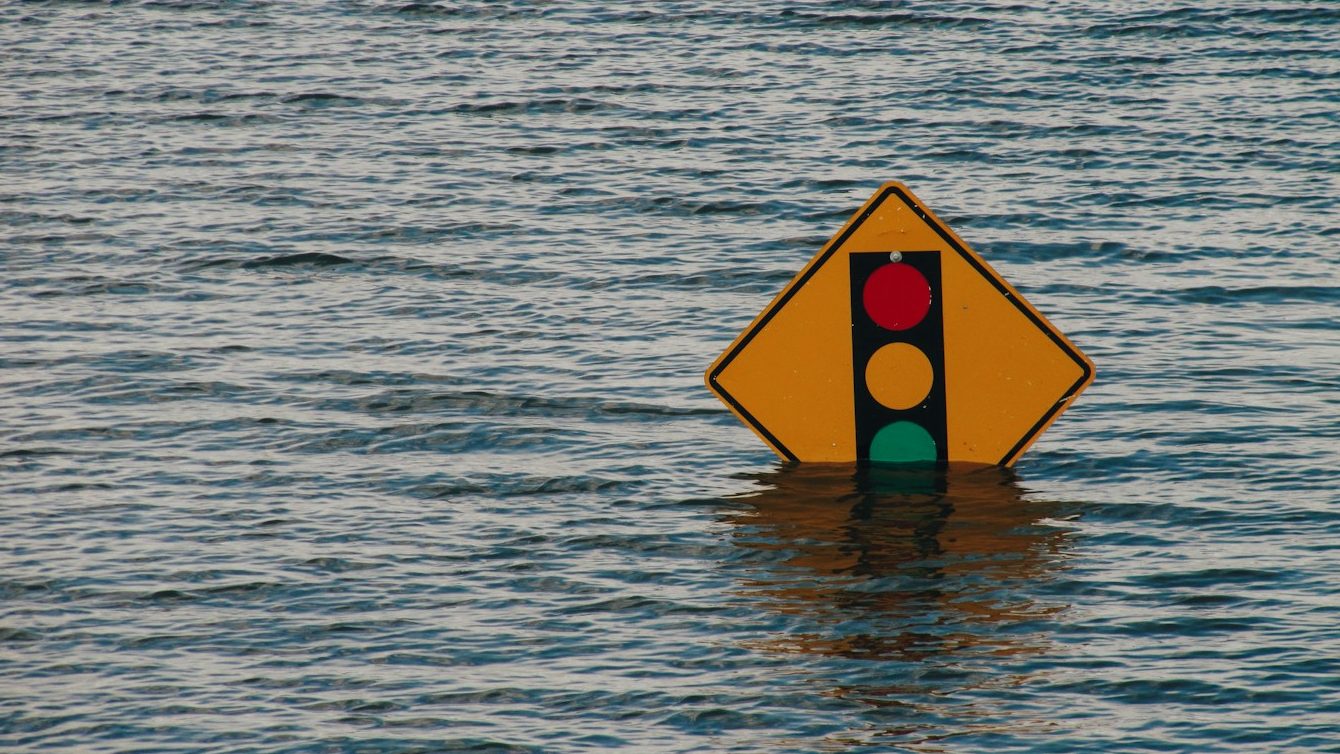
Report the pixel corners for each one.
[706,181,1094,466]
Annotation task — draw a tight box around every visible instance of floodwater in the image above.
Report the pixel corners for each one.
[3,2,1338,752]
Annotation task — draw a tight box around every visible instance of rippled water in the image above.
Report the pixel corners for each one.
[3,2,1338,752]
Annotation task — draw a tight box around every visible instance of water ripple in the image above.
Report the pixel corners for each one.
[2,1,1337,752]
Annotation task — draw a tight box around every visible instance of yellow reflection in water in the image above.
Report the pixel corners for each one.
[724,463,1076,749]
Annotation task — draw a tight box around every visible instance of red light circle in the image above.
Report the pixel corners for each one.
[862,263,931,331]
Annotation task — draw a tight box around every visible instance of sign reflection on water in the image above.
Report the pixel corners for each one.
[722,464,1077,739]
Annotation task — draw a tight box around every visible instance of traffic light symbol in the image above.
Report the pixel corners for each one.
[850,251,947,464]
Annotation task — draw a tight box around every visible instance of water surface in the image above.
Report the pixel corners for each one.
[3,2,1338,752]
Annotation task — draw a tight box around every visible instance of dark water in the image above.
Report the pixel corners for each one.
[3,2,1338,752]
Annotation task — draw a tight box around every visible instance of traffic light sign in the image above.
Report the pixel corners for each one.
[850,251,946,463]
[706,182,1093,466]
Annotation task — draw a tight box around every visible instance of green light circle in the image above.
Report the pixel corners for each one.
[869,421,937,465]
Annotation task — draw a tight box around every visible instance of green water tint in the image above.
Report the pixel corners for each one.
[869,421,938,464]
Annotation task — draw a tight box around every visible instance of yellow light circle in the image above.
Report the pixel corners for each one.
[865,343,934,410]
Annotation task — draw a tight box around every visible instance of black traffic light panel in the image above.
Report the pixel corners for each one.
[849,250,948,464]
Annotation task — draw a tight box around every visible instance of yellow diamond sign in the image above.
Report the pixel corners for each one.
[705,182,1094,466]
